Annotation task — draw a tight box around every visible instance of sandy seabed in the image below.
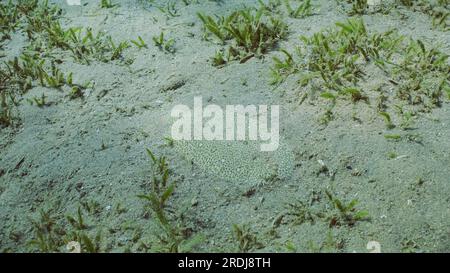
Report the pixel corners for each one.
[0,0,449,253]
